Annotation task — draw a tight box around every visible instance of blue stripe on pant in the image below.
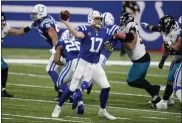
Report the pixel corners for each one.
[174,64,182,92]
[127,62,150,82]
[56,61,72,87]
[1,57,8,69]
[167,63,180,82]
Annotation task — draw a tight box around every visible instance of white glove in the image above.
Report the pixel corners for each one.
[49,47,56,54]
[141,22,150,29]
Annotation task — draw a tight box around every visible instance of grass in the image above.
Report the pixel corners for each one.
[2,48,181,123]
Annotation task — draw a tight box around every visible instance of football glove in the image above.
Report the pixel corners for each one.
[104,41,113,52]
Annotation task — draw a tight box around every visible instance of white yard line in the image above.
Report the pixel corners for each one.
[5,59,171,66]
[65,116,90,120]
[141,116,167,120]
[7,83,155,98]
[2,114,91,123]
[4,97,180,115]
[2,117,14,120]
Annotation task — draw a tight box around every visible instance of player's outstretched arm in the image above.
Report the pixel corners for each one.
[122,31,137,50]
[8,23,34,36]
[47,27,58,47]
[62,20,84,39]
[141,22,161,32]
[54,45,64,66]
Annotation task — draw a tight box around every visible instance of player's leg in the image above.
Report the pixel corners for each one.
[127,62,161,103]
[93,63,116,120]
[54,60,73,101]
[174,64,182,113]
[154,62,180,109]
[46,54,60,86]
[52,58,87,117]
[174,64,181,102]
[1,57,13,97]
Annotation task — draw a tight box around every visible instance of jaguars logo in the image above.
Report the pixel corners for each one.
[88,32,91,36]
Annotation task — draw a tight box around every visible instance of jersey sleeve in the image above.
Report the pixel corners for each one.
[76,25,87,35]
[41,19,55,30]
[108,25,121,35]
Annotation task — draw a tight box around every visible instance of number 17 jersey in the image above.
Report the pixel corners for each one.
[77,25,110,63]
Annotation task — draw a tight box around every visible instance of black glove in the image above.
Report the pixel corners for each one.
[104,41,113,52]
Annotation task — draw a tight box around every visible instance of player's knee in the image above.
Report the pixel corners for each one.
[127,79,141,88]
[2,61,8,69]
[167,75,174,82]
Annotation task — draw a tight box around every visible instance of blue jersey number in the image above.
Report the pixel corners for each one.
[65,40,80,52]
[90,37,103,53]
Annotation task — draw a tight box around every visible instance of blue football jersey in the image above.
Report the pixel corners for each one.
[35,15,59,47]
[55,38,80,63]
[77,25,110,63]
[101,25,120,58]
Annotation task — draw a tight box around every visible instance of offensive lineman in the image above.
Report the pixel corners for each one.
[30,4,62,99]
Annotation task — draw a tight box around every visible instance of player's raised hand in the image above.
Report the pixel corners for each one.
[59,10,70,23]
[141,22,150,29]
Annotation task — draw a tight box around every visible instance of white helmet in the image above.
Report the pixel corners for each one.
[60,29,75,41]
[102,12,114,26]
[31,4,47,21]
[88,10,102,28]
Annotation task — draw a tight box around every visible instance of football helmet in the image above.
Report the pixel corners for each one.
[1,12,6,28]
[102,12,114,26]
[60,29,74,41]
[31,4,47,21]
[120,12,134,29]
[159,15,175,34]
[88,10,102,28]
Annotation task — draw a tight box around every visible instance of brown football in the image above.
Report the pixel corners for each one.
[60,10,70,21]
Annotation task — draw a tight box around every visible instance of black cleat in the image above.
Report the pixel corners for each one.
[87,83,93,94]
[53,91,63,101]
[2,90,13,98]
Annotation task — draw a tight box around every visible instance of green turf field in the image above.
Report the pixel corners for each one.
[2,48,181,123]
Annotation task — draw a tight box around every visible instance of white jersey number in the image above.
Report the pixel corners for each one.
[65,40,80,52]
[90,37,103,53]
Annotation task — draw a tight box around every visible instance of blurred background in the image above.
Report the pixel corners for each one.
[2,1,182,50]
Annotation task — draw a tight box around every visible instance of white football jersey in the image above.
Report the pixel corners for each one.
[167,27,181,43]
[1,23,11,42]
[122,22,146,61]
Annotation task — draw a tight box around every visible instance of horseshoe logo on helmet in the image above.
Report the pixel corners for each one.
[137,2,165,42]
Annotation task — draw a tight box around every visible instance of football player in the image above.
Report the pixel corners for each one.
[54,29,84,113]
[52,10,117,120]
[119,12,161,104]
[151,16,182,110]
[31,4,62,99]
[142,16,182,109]
[1,12,34,97]
[76,12,119,96]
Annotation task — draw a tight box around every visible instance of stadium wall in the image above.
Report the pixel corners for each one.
[2,1,182,50]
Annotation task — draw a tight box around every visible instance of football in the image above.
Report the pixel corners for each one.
[60,10,70,21]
